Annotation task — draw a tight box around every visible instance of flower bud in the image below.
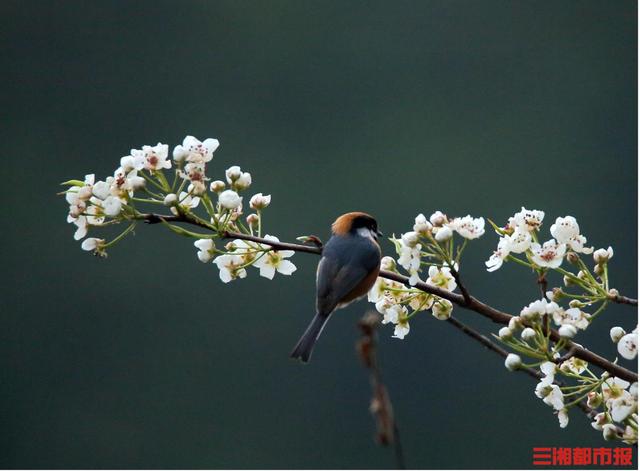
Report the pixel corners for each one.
[508,317,523,331]
[225,165,242,183]
[218,190,242,210]
[401,231,420,248]
[521,327,536,341]
[594,264,604,276]
[566,252,579,264]
[591,412,609,431]
[610,326,626,343]
[249,193,271,210]
[413,214,433,235]
[429,211,447,227]
[432,299,453,320]
[607,288,619,299]
[498,327,513,339]
[593,246,614,264]
[547,288,563,302]
[246,214,259,227]
[563,275,573,287]
[568,299,583,308]
[163,193,178,206]
[504,353,522,371]
[559,324,577,338]
[173,145,188,163]
[380,256,396,271]
[602,423,620,440]
[210,180,225,193]
[234,172,252,190]
[577,270,588,281]
[587,391,602,408]
[434,225,453,242]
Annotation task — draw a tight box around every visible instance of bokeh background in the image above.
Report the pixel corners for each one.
[1,0,637,468]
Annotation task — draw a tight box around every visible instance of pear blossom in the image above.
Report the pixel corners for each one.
[434,225,453,242]
[557,409,569,428]
[81,237,106,256]
[432,299,452,320]
[622,425,637,445]
[507,228,531,253]
[558,324,577,338]
[602,377,631,402]
[617,332,637,360]
[120,154,144,172]
[504,353,522,371]
[194,239,216,263]
[485,237,511,272]
[426,266,457,292]
[520,298,549,322]
[219,190,242,210]
[250,193,271,210]
[429,211,447,226]
[225,165,243,183]
[173,135,219,164]
[393,317,410,339]
[102,196,122,217]
[591,412,609,431]
[234,171,252,190]
[131,143,171,171]
[408,291,434,312]
[552,307,590,330]
[170,191,200,215]
[602,423,620,440]
[498,327,513,339]
[252,235,297,279]
[380,256,396,271]
[593,246,614,264]
[213,254,247,283]
[530,240,566,268]
[210,180,225,193]
[413,213,432,235]
[609,393,636,422]
[521,327,536,341]
[509,207,545,232]
[448,215,485,239]
[559,357,587,374]
[164,193,177,206]
[550,216,593,254]
[610,326,626,343]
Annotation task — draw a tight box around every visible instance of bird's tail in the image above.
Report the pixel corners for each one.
[290,313,330,363]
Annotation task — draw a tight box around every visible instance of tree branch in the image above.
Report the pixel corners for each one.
[137,211,638,383]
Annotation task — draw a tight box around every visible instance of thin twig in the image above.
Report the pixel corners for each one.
[357,312,406,469]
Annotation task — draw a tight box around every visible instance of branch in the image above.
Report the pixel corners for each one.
[610,294,638,306]
[357,312,406,469]
[138,211,638,383]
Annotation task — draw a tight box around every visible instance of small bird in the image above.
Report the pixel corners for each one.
[290,212,382,362]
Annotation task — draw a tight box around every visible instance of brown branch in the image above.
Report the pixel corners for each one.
[357,312,405,469]
[610,294,638,306]
[137,212,638,383]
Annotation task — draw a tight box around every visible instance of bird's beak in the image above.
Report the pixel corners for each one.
[377,230,384,237]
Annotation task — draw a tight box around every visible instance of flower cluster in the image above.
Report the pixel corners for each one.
[366,211,484,339]
[61,135,289,282]
[489,210,637,443]
[486,209,594,272]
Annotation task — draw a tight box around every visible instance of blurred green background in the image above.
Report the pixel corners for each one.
[1,0,637,468]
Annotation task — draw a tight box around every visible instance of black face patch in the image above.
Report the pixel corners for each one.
[351,214,378,234]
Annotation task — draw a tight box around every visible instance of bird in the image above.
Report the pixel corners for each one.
[290,211,382,363]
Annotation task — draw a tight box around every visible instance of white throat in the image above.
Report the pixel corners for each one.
[357,227,377,241]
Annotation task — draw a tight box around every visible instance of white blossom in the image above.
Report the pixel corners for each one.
[507,228,531,253]
[413,213,432,235]
[557,409,569,428]
[210,180,225,193]
[531,240,566,268]
[213,254,247,283]
[509,207,545,232]
[171,191,200,215]
[432,299,452,320]
[434,225,453,242]
[552,307,590,330]
[249,193,271,210]
[558,324,577,338]
[164,193,177,206]
[218,190,242,210]
[617,332,638,360]
[593,246,614,264]
[132,143,171,171]
[173,135,219,164]
[252,235,297,279]
[610,326,626,343]
[426,266,457,292]
[429,210,447,226]
[504,353,522,371]
[609,393,636,422]
[602,423,620,440]
[194,239,216,263]
[225,165,243,183]
[498,327,513,339]
[80,237,105,255]
[485,237,511,272]
[448,215,485,239]
[521,327,536,341]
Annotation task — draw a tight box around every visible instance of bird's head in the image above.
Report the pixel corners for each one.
[331,212,383,242]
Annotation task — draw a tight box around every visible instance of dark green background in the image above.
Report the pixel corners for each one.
[1,0,637,468]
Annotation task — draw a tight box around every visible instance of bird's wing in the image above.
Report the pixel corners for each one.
[316,239,379,315]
